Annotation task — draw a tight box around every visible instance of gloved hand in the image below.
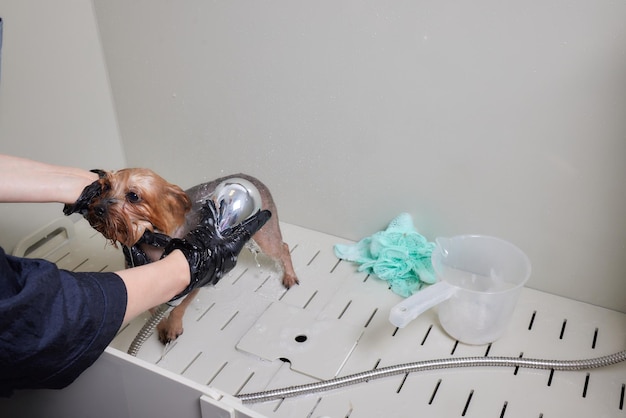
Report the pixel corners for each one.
[121,230,172,268]
[63,169,106,216]
[162,199,271,301]
[122,245,151,268]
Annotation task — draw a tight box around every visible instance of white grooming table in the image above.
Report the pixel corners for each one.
[5,217,626,417]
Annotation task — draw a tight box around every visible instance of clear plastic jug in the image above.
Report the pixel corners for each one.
[389,235,531,345]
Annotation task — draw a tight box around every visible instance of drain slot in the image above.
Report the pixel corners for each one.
[206,362,228,386]
[307,250,320,266]
[306,397,322,418]
[528,310,537,330]
[559,319,568,339]
[330,259,342,273]
[514,352,524,375]
[364,308,377,328]
[428,379,442,405]
[582,373,590,398]
[220,311,239,330]
[592,327,599,349]
[231,268,248,285]
[451,340,459,355]
[499,401,508,418]
[461,389,474,416]
[302,290,318,309]
[396,373,409,393]
[484,343,492,357]
[338,300,352,319]
[420,324,433,346]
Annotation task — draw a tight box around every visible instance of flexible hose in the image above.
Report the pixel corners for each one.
[236,350,626,403]
[126,306,625,402]
[127,303,171,356]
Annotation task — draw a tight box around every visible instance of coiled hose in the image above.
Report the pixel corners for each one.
[127,303,171,356]
[236,350,626,403]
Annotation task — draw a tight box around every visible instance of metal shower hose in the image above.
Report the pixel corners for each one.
[127,306,626,404]
[127,303,171,357]
[236,350,626,403]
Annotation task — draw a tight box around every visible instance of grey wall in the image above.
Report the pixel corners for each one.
[0,0,125,250]
[0,1,623,312]
[93,1,626,312]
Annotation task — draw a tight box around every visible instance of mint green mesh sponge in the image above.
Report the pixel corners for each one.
[334,213,436,297]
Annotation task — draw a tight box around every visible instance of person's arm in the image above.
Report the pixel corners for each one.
[115,249,190,323]
[0,154,98,204]
[0,155,189,323]
[0,154,270,326]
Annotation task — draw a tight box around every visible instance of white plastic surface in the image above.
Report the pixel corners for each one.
[0,346,265,418]
[7,218,626,417]
[110,221,626,417]
[237,301,363,380]
[11,216,125,272]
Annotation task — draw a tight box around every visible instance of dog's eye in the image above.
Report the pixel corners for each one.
[126,191,141,203]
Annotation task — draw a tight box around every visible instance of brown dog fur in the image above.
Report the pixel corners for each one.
[84,168,298,342]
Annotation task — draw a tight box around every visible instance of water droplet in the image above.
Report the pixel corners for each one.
[254,251,261,268]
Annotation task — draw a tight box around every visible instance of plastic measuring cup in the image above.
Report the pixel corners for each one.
[389,235,531,345]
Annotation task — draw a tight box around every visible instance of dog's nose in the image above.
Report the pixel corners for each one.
[94,203,107,217]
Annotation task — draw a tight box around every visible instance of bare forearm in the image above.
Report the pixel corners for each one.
[115,250,191,323]
[0,154,98,204]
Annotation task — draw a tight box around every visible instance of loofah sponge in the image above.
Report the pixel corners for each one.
[334,213,436,297]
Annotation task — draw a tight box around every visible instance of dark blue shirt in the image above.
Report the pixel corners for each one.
[0,247,127,396]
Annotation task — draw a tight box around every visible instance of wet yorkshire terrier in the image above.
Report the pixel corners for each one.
[65,168,298,343]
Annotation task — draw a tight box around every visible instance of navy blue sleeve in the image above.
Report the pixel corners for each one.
[0,247,127,396]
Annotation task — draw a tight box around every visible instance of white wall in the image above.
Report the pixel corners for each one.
[93,0,626,313]
[0,0,125,251]
[0,1,622,312]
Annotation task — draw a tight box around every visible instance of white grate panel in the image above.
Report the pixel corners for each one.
[110,222,626,417]
[20,218,625,417]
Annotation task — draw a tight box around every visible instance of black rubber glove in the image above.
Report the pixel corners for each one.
[122,245,150,268]
[162,199,271,301]
[63,169,106,216]
[122,230,172,268]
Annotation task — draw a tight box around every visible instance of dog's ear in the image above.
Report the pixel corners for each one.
[152,181,191,235]
[165,182,192,216]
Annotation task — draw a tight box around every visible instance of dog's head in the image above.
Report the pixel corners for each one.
[84,168,191,247]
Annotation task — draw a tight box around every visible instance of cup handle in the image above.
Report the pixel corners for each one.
[388,281,455,328]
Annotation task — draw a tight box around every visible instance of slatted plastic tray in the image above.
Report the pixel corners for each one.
[17,218,626,417]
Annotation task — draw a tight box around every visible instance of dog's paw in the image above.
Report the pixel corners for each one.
[156,314,184,344]
[282,272,299,288]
